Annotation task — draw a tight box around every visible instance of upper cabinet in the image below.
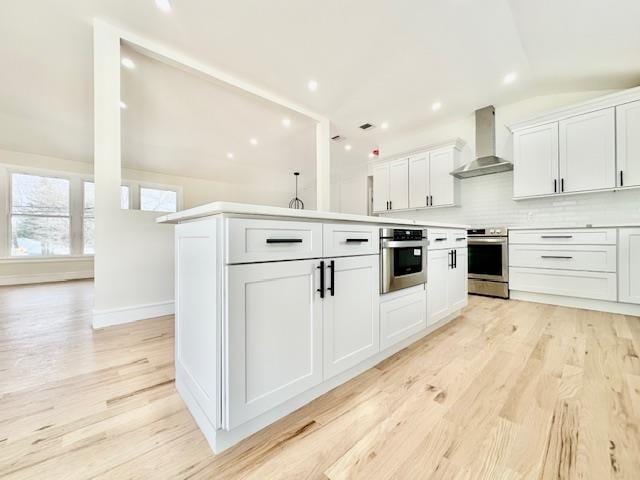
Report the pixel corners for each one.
[373,141,461,213]
[559,107,615,193]
[510,87,640,199]
[616,100,640,188]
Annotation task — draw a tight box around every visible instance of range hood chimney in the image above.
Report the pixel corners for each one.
[450,105,513,179]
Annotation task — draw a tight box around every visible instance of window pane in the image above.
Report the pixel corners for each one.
[11,216,70,256]
[121,185,130,209]
[12,173,70,215]
[140,187,177,213]
[83,217,95,254]
[83,181,95,217]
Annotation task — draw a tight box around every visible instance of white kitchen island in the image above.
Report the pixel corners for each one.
[157,202,469,453]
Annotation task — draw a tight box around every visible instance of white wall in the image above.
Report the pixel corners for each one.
[371,89,640,227]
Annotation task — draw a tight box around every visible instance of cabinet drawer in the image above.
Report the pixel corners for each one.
[509,229,616,245]
[509,267,617,301]
[509,244,617,272]
[380,286,427,350]
[428,229,466,250]
[226,218,322,264]
[323,224,379,257]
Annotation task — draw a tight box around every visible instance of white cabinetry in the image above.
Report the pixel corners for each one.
[380,286,427,349]
[427,242,468,326]
[429,147,457,207]
[408,153,429,208]
[448,248,468,311]
[559,108,616,193]
[389,158,409,210]
[619,228,640,305]
[616,100,640,188]
[226,259,322,429]
[513,123,559,198]
[323,255,379,379]
[372,163,390,212]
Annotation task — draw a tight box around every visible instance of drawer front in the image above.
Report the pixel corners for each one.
[323,224,379,257]
[509,267,617,301]
[509,229,616,245]
[380,286,427,350]
[509,244,617,272]
[428,229,467,250]
[226,218,322,263]
[449,230,468,249]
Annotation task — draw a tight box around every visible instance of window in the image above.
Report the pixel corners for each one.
[83,182,130,254]
[10,173,70,256]
[140,187,178,213]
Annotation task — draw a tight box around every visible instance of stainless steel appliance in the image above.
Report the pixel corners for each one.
[380,228,428,294]
[467,227,509,298]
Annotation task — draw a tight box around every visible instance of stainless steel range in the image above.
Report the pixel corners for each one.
[467,227,509,298]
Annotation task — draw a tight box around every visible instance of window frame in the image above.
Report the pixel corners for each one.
[138,182,182,213]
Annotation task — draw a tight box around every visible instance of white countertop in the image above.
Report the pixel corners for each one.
[156,201,469,229]
[508,223,640,230]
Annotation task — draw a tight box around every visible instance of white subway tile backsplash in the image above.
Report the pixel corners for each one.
[381,172,640,228]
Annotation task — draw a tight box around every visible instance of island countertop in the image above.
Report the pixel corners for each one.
[156,201,470,229]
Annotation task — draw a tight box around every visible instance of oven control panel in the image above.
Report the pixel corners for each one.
[392,229,424,241]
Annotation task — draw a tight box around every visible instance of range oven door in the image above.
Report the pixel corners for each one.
[467,237,508,282]
[380,240,428,294]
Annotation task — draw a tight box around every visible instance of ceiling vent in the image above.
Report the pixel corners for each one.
[359,123,374,130]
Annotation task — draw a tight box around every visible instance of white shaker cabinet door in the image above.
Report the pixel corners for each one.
[408,153,429,208]
[429,148,456,207]
[513,122,559,198]
[559,108,616,193]
[388,158,409,210]
[427,249,450,325]
[616,100,640,188]
[448,248,468,312]
[372,163,390,212]
[225,259,322,429]
[323,255,380,379]
[619,228,640,305]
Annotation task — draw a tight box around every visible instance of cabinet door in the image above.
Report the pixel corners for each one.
[616,100,640,188]
[513,123,559,198]
[380,287,427,350]
[372,163,390,212]
[559,108,616,193]
[388,158,409,210]
[427,249,450,325]
[448,248,468,312]
[429,148,456,207]
[408,153,429,208]
[323,256,379,379]
[226,260,322,429]
[619,228,640,305]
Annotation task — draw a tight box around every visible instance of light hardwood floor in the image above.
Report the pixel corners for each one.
[1,280,639,479]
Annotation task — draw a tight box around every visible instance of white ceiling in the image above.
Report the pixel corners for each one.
[1,0,639,179]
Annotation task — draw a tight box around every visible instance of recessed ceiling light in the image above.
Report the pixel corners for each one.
[226,152,234,159]
[380,122,389,130]
[345,145,352,151]
[249,138,258,146]
[121,58,135,69]
[503,72,517,85]
[432,101,442,112]
[119,101,127,109]
[282,117,291,127]
[307,80,318,92]
[155,0,172,13]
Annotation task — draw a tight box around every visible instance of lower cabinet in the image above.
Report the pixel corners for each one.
[619,228,640,304]
[428,247,468,325]
[226,259,323,429]
[380,286,427,350]
[323,255,380,379]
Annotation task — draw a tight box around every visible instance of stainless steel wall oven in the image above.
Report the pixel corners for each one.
[380,228,428,294]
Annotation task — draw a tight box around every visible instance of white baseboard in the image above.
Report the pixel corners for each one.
[92,300,174,329]
[0,270,93,286]
[510,290,640,316]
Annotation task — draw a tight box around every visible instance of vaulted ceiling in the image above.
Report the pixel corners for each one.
[1,0,639,181]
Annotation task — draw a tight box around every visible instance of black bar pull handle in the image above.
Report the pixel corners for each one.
[390,200,393,210]
[345,238,369,243]
[621,170,624,187]
[541,235,573,239]
[541,255,573,259]
[554,179,557,193]
[453,249,457,269]
[434,237,447,242]
[328,260,335,296]
[430,195,433,206]
[561,178,565,192]
[448,250,453,269]
[266,238,303,244]
[317,261,325,298]
[426,196,429,206]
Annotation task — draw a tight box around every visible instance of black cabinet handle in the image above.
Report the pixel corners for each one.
[390,200,393,210]
[621,170,624,187]
[541,255,573,259]
[266,238,303,244]
[345,238,369,243]
[426,195,429,206]
[430,195,433,206]
[317,261,325,298]
[453,249,457,269]
[434,237,447,242]
[561,178,565,192]
[541,235,573,239]
[328,260,335,296]
[448,250,453,269]
[386,201,389,210]
[456,237,466,241]
[554,179,557,193]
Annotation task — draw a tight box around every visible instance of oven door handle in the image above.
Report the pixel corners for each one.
[380,240,428,249]
[468,238,507,244]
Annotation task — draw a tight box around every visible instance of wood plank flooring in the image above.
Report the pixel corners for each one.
[1,280,639,479]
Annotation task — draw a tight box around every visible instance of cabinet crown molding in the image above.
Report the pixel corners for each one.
[369,138,465,165]
[508,86,640,132]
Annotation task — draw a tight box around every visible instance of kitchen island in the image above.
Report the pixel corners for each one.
[158,202,469,453]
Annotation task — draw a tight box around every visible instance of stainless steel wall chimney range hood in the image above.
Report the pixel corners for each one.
[450,105,513,179]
